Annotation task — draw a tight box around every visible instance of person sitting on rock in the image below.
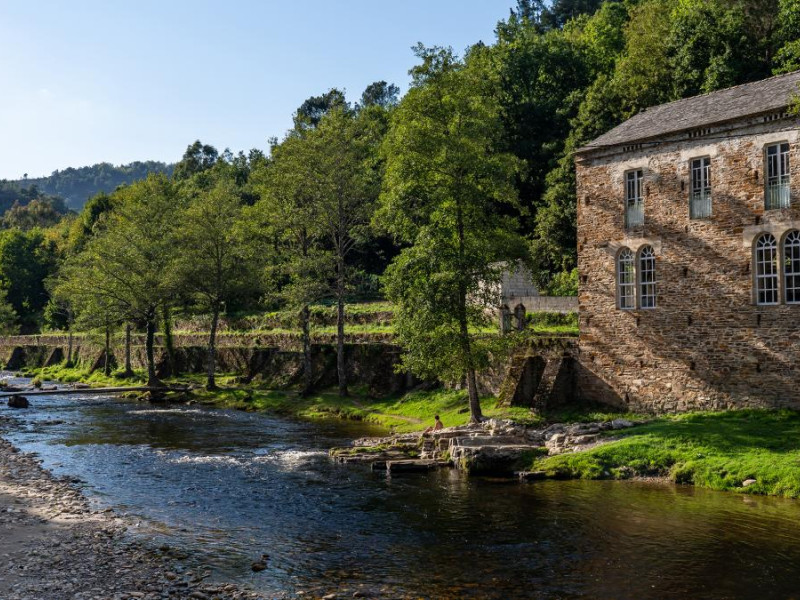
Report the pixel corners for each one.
[422,415,444,435]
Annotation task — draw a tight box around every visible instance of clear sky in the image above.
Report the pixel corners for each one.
[0,1,517,180]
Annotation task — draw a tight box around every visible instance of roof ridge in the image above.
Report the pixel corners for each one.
[637,69,800,115]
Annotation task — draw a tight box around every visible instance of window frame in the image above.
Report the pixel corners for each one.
[638,245,657,309]
[624,169,644,229]
[689,156,712,219]
[783,230,800,305]
[765,142,791,210]
[617,247,636,310]
[754,233,780,306]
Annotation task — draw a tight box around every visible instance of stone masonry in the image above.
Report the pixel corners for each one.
[575,71,800,412]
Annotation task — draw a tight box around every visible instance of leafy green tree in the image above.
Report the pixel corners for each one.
[359,81,400,109]
[176,176,263,390]
[307,106,382,396]
[252,136,332,396]
[0,288,19,335]
[56,174,180,386]
[545,268,578,296]
[3,198,66,230]
[379,45,525,422]
[0,229,58,331]
[775,0,800,72]
[293,88,348,130]
[173,141,219,181]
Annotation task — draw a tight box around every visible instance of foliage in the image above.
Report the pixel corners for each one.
[175,173,263,388]
[172,140,219,181]
[545,268,578,296]
[2,198,67,230]
[0,229,58,331]
[293,88,348,130]
[379,44,527,421]
[54,174,181,385]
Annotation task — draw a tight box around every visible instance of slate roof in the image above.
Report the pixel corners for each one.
[577,70,800,154]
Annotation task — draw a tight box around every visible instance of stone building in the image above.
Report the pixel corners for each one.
[575,70,800,412]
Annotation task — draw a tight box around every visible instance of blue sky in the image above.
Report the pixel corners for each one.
[0,1,516,180]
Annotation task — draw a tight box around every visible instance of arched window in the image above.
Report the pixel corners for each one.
[755,233,779,305]
[617,248,636,310]
[784,231,800,304]
[639,246,657,309]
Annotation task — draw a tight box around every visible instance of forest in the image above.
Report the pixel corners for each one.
[8,161,174,210]
[2,0,800,421]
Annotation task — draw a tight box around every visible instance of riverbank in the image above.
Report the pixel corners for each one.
[0,414,267,600]
[21,364,550,433]
[530,409,800,498]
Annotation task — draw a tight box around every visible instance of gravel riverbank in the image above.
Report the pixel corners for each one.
[0,413,267,600]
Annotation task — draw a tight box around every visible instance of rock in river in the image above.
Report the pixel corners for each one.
[7,394,29,409]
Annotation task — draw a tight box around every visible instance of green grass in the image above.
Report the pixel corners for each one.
[23,364,145,385]
[196,386,538,433]
[533,409,800,498]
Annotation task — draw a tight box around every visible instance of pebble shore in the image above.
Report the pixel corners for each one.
[0,414,269,600]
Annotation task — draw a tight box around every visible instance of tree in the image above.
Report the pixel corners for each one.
[0,229,58,331]
[173,141,219,181]
[3,198,66,230]
[293,88,348,130]
[0,288,19,335]
[379,45,525,423]
[306,106,382,396]
[176,175,263,390]
[253,145,326,396]
[55,174,180,386]
[359,81,400,109]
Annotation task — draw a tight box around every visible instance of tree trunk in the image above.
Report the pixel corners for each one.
[454,188,482,423]
[103,324,111,376]
[162,306,177,377]
[336,256,347,397]
[459,306,483,423]
[206,306,220,391]
[145,316,163,388]
[123,323,134,377]
[300,304,313,396]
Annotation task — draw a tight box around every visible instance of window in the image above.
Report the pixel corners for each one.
[755,233,779,305]
[625,170,644,228]
[690,157,712,219]
[639,246,657,309]
[617,248,636,310]
[766,143,790,209]
[784,231,800,304]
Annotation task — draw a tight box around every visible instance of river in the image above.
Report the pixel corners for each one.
[2,377,800,599]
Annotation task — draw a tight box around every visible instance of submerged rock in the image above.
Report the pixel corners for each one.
[7,394,29,409]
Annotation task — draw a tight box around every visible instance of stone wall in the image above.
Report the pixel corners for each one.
[513,296,578,314]
[576,114,800,412]
[0,338,411,398]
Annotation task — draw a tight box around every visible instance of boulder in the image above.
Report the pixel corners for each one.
[7,395,29,409]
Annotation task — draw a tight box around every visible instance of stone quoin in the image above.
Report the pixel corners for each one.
[575,69,800,412]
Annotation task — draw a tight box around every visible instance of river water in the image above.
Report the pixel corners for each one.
[2,378,800,599]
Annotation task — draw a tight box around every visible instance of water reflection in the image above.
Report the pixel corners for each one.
[2,382,800,599]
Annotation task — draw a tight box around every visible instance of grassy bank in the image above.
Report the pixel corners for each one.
[532,410,800,498]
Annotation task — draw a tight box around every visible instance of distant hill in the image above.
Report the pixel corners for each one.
[12,161,175,210]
